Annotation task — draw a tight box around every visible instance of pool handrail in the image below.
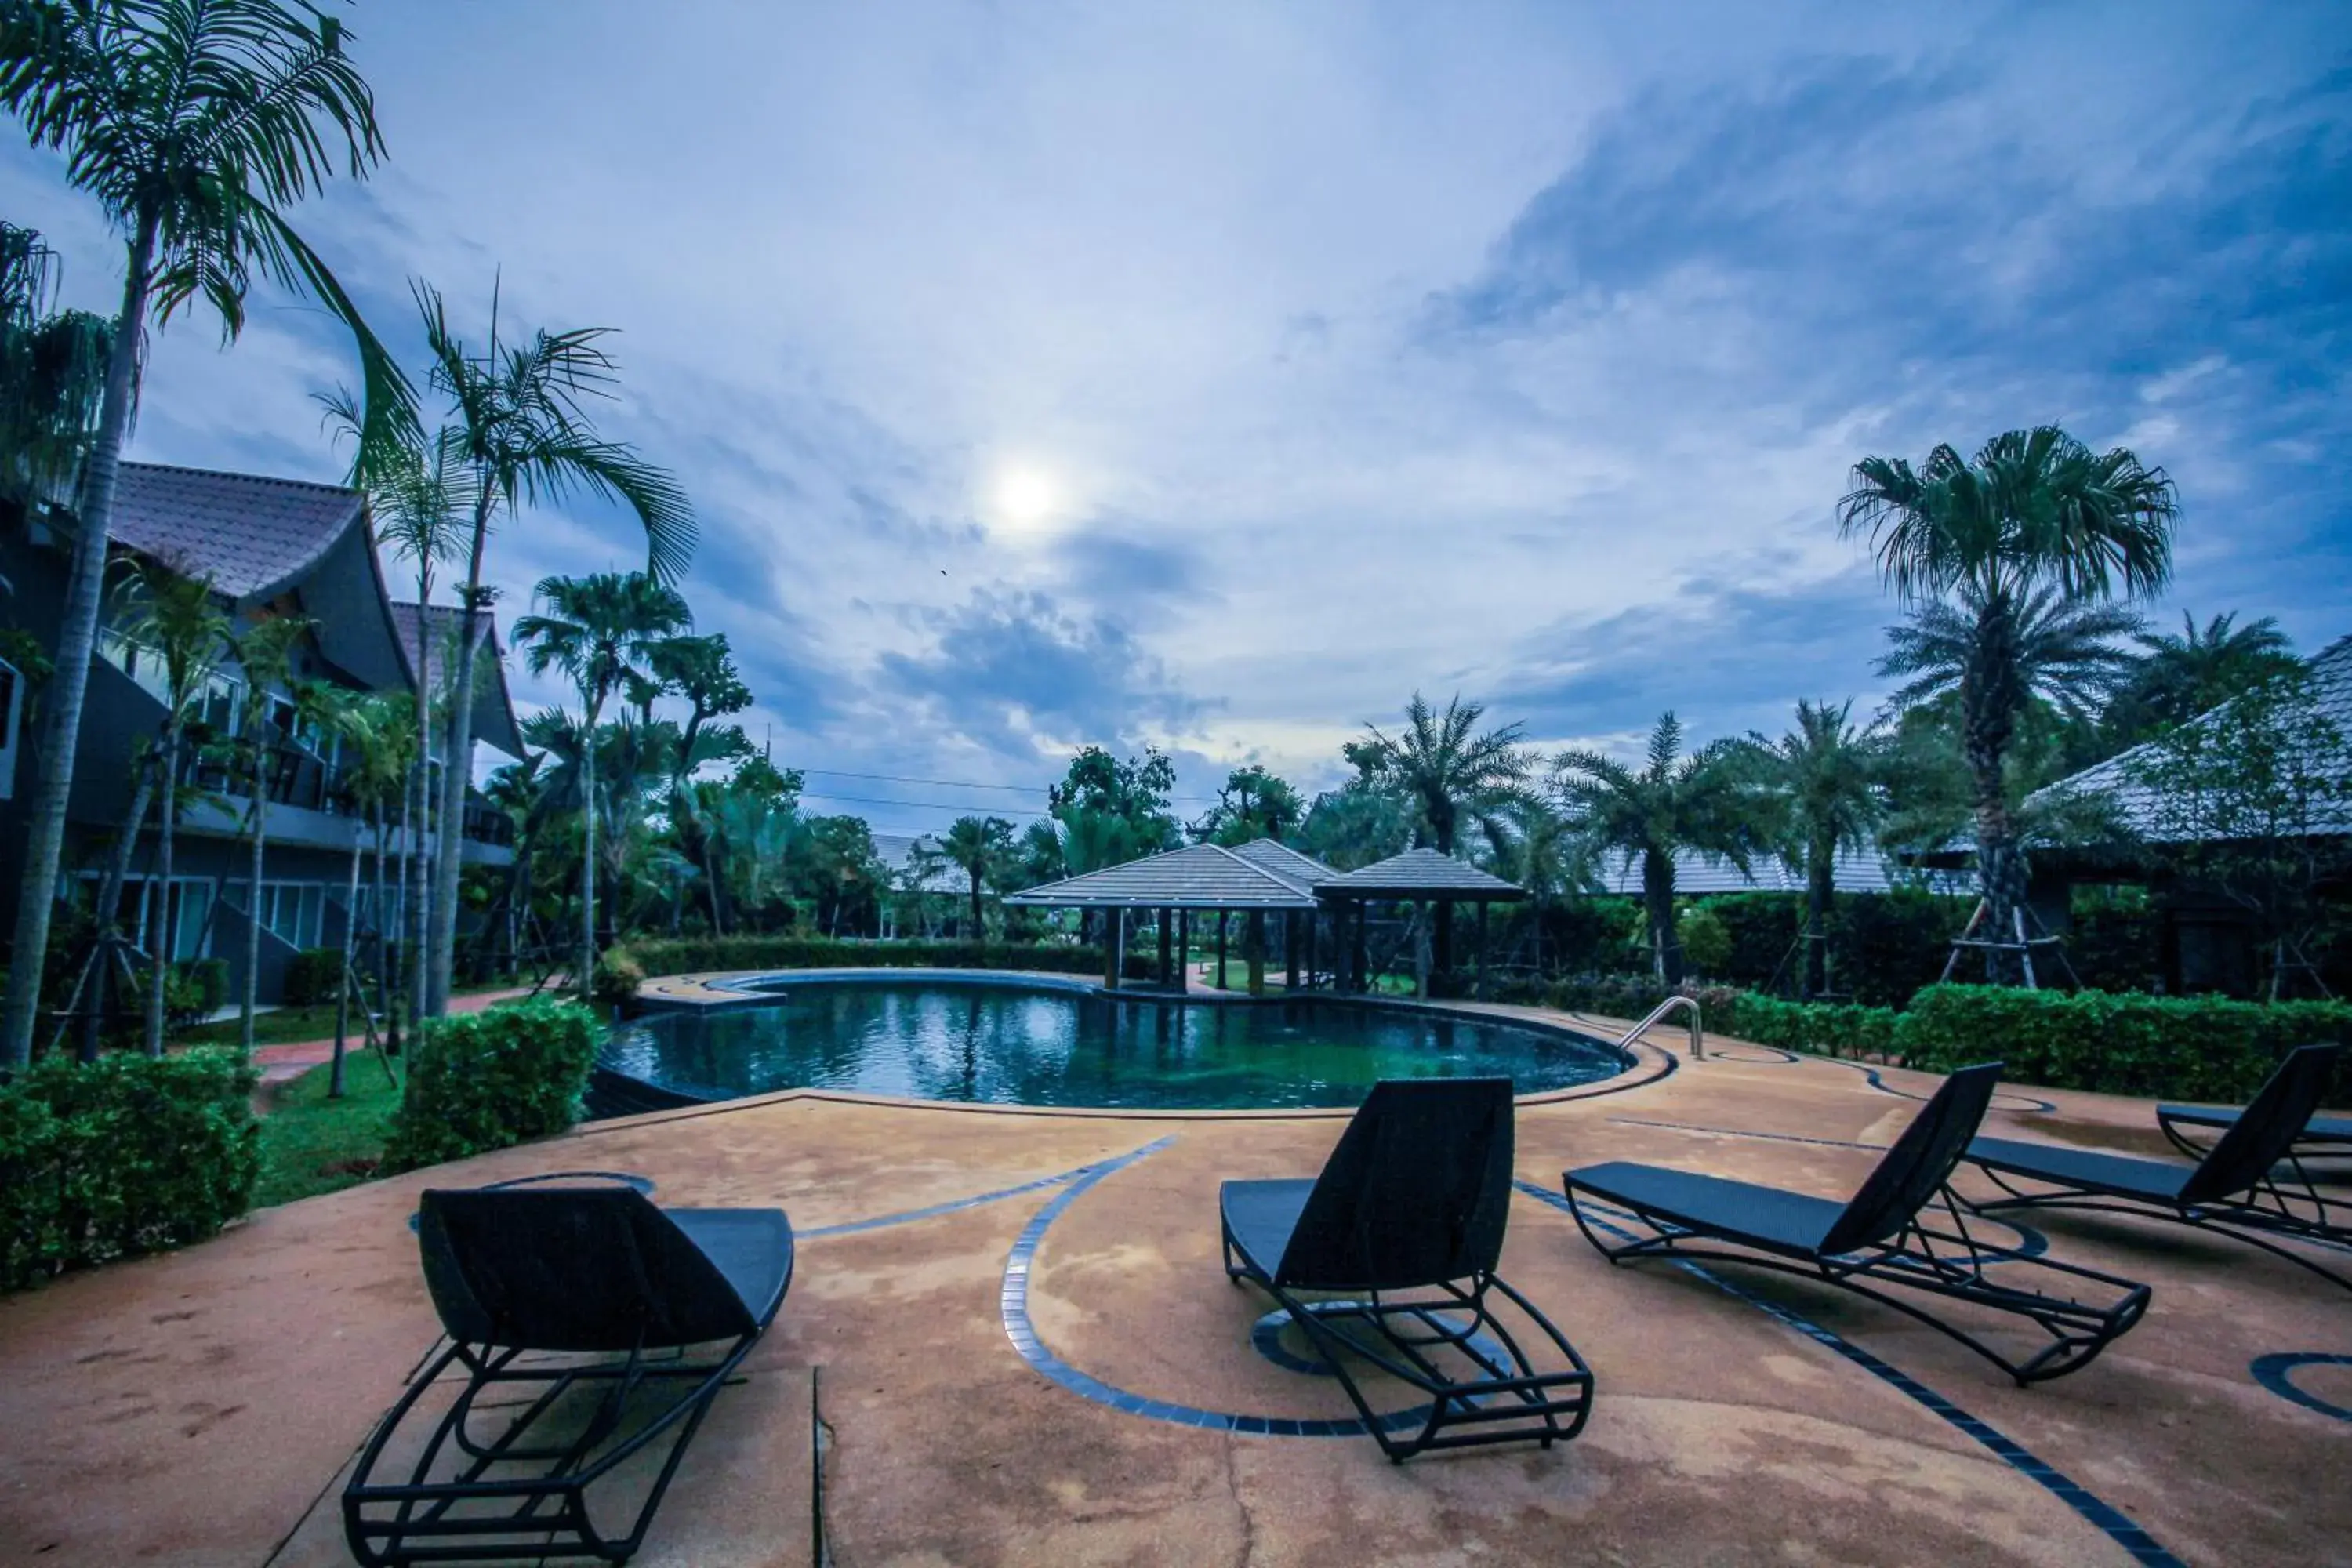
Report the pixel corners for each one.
[1616,994,1702,1059]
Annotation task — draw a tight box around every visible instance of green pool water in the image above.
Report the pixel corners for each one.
[602,977,1628,1110]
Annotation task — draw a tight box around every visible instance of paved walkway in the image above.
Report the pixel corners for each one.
[2,994,2343,1566]
[249,987,538,1085]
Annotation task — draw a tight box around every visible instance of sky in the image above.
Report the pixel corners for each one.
[3,2,2347,836]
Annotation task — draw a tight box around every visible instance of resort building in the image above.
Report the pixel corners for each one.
[0,461,523,1005]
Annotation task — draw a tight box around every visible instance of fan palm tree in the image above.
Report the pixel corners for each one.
[941,815,1015,938]
[0,0,411,1066]
[513,572,690,993]
[1357,693,1532,974]
[229,614,308,1048]
[415,280,694,1016]
[112,559,228,1054]
[1839,426,2176,981]
[1743,700,1886,998]
[1555,713,1766,986]
[0,220,109,519]
[2107,610,2299,747]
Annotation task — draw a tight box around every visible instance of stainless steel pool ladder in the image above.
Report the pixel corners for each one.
[1616,995,1703,1059]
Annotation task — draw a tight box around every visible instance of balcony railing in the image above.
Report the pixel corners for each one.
[176,745,513,846]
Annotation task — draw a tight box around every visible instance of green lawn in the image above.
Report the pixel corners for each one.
[179,982,523,1049]
[252,1057,403,1207]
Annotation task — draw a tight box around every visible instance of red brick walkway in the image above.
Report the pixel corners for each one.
[251,988,538,1085]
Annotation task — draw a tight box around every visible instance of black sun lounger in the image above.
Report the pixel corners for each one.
[1563,1062,2151,1385]
[1965,1043,2348,1295]
[344,1181,793,1566]
[2158,1091,2350,1162]
[1220,1077,1592,1461]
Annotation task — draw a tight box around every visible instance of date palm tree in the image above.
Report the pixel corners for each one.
[112,558,228,1055]
[2107,610,2299,747]
[0,0,411,1066]
[230,614,308,1049]
[941,815,1014,938]
[1555,713,1766,987]
[514,572,690,994]
[0,220,109,518]
[416,280,694,1016]
[1839,426,2176,982]
[1743,699,1886,999]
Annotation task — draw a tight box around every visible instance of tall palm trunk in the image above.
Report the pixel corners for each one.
[1962,590,2027,985]
[410,602,434,1029]
[142,721,180,1057]
[1803,834,1835,1000]
[332,818,363,1098]
[240,739,271,1051]
[1,213,157,1068]
[1642,846,1681,986]
[579,715,599,995]
[429,512,496,1015]
[371,797,390,1014]
[968,870,983,939]
[96,756,157,950]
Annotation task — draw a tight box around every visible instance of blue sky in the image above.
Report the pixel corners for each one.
[3,2,2347,833]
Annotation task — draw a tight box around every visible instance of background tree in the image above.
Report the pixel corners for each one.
[941,815,1015,937]
[1743,699,1886,999]
[1838,426,2177,982]
[414,280,693,1016]
[0,0,410,1066]
[1356,692,1532,975]
[2104,611,2299,752]
[514,572,690,994]
[230,614,310,1049]
[111,560,227,1055]
[1555,712,1765,985]
[1195,764,1302,845]
[0,221,108,520]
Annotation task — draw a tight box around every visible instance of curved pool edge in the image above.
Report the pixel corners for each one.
[590,966,1675,1125]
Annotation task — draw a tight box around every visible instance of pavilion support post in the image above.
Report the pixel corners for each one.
[1284,913,1299,992]
[1247,909,1265,997]
[1433,897,1454,985]
[1416,901,1432,999]
[1158,907,1172,989]
[1105,910,1122,991]
[1216,912,1229,992]
[1178,909,1190,990]
[1351,902,1368,994]
[1477,900,1490,1000]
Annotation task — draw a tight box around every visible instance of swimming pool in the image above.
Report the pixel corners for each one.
[599,975,1630,1111]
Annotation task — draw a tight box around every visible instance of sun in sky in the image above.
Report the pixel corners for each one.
[987,459,1064,537]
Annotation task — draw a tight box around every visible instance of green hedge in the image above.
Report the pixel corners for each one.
[282,947,344,1008]
[0,1048,260,1290]
[1893,985,2352,1103]
[613,935,1156,982]
[1716,992,1900,1060]
[382,999,600,1173]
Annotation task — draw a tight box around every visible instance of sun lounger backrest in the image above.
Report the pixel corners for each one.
[419,1186,757,1352]
[2180,1043,2343,1206]
[1276,1077,1514,1292]
[1819,1062,2003,1255]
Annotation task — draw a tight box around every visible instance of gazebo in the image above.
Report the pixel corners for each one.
[1315,847,1528,996]
[1003,841,1334,993]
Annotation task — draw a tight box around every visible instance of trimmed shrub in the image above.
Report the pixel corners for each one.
[382,999,600,1173]
[282,947,344,1008]
[591,951,645,1009]
[179,956,230,1017]
[1717,992,1900,1060]
[613,935,1155,982]
[1894,985,2352,1103]
[0,1048,260,1290]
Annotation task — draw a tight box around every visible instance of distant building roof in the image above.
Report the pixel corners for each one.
[111,462,365,606]
[872,831,967,895]
[1316,846,1526,901]
[2029,633,2352,843]
[1006,841,1321,909]
[1587,845,1967,897]
[388,601,524,760]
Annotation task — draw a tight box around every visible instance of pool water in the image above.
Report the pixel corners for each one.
[601,978,1627,1110]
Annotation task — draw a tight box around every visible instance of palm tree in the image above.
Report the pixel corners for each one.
[1743,700,1886,999]
[513,572,690,993]
[0,0,410,1067]
[1839,426,2178,982]
[415,280,694,1017]
[647,633,750,928]
[230,615,309,1049]
[332,691,409,1094]
[2107,610,2299,748]
[0,221,109,518]
[1357,692,1531,974]
[112,560,229,1054]
[1555,713,1766,986]
[941,815,1015,938]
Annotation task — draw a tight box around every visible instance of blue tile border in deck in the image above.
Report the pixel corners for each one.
[2250,1352,2352,1422]
[1513,1179,2180,1567]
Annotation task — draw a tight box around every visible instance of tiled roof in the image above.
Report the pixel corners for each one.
[1316,846,1526,899]
[387,601,524,759]
[111,462,365,604]
[1005,842,1321,909]
[2029,633,2352,842]
[1226,837,1340,889]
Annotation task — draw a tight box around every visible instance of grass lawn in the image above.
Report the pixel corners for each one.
[178,981,524,1049]
[252,1057,403,1207]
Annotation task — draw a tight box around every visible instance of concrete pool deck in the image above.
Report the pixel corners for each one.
[0,992,2343,1566]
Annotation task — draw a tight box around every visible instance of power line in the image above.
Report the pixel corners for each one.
[785,764,1221,806]
[795,789,1055,818]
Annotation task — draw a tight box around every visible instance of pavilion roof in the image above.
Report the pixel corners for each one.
[1316,846,1526,901]
[1226,837,1341,887]
[1004,842,1320,909]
